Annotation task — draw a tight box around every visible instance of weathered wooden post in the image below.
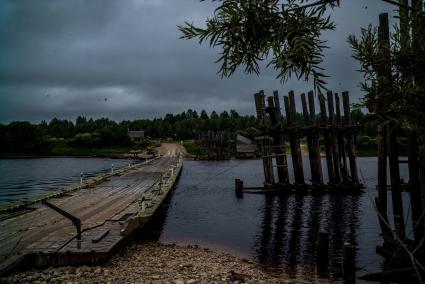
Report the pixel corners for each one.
[235,178,243,197]
[342,91,359,184]
[273,91,289,184]
[334,93,347,176]
[308,91,324,186]
[255,91,275,186]
[407,131,424,244]
[376,124,393,243]
[327,91,342,184]
[301,93,322,186]
[378,13,405,239]
[285,91,304,185]
[319,94,335,184]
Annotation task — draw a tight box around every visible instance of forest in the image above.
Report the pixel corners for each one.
[0,108,378,156]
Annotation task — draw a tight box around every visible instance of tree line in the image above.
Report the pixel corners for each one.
[0,108,377,155]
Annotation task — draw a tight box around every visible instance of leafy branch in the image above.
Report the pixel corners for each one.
[178,0,339,93]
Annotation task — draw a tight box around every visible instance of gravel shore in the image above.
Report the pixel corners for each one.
[1,241,292,284]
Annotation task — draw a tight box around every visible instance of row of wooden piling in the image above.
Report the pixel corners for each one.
[249,89,362,192]
[196,130,231,160]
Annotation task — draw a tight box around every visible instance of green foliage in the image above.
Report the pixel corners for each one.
[183,140,198,155]
[178,0,338,92]
[348,9,425,133]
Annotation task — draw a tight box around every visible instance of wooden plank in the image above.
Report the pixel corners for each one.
[0,157,182,274]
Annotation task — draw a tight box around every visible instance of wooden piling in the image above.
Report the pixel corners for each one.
[388,124,405,239]
[272,91,289,184]
[377,124,393,243]
[285,91,304,185]
[335,93,348,175]
[308,91,324,185]
[255,92,275,186]
[235,178,244,196]
[302,93,322,186]
[342,91,359,183]
[327,91,342,184]
[407,131,423,244]
[319,94,335,184]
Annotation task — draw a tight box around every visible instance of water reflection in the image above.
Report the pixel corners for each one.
[253,192,360,280]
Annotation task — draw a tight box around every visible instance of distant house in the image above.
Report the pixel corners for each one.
[235,134,257,159]
[128,130,145,142]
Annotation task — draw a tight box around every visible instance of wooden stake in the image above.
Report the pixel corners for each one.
[407,131,424,244]
[335,93,348,175]
[302,93,320,186]
[319,94,335,184]
[255,92,275,186]
[287,91,304,185]
[388,124,405,239]
[308,91,324,185]
[327,91,342,184]
[272,91,289,184]
[342,91,359,183]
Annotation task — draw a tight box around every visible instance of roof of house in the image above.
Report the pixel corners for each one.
[236,134,256,153]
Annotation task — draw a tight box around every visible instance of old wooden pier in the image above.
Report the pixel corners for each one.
[236,90,363,194]
[0,155,182,275]
[196,130,231,160]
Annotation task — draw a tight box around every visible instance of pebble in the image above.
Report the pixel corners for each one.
[0,241,289,283]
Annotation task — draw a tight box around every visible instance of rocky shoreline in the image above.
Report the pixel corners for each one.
[0,241,293,284]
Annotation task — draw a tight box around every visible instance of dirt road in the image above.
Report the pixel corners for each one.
[157,142,187,157]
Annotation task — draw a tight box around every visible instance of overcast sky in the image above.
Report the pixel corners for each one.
[0,0,396,123]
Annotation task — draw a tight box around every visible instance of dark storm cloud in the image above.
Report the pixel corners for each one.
[0,0,395,123]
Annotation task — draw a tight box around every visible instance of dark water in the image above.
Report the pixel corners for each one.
[156,157,411,281]
[0,157,137,205]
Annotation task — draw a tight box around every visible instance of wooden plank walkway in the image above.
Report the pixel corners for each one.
[0,156,182,275]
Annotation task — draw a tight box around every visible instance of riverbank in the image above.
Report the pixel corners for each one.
[1,241,288,284]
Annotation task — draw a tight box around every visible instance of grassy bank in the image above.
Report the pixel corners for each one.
[0,140,155,158]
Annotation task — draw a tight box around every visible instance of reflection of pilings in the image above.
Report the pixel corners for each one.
[253,194,360,279]
[256,195,276,264]
[305,195,324,267]
[286,195,304,268]
[271,194,289,265]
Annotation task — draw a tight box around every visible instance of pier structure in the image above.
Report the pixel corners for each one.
[0,155,182,275]
[236,89,363,194]
[196,130,231,160]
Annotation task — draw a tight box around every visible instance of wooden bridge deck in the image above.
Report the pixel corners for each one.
[0,156,182,275]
